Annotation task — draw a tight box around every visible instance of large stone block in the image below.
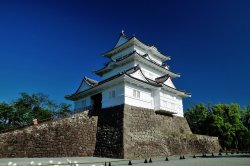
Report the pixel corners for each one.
[0,104,220,158]
[123,105,220,158]
[0,111,98,158]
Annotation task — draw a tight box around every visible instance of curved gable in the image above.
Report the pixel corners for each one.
[75,76,98,93]
[129,69,148,82]
[76,81,91,93]
[125,65,149,83]
[164,77,176,89]
[115,35,129,48]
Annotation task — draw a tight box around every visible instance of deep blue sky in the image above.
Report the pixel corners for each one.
[0,0,249,109]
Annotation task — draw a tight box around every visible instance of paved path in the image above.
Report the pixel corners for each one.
[0,154,250,166]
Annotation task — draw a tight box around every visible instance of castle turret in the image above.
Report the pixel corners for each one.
[66,31,190,117]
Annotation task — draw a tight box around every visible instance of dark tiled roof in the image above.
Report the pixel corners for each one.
[108,34,134,53]
[114,50,137,62]
[113,31,130,48]
[84,76,98,86]
[66,66,137,100]
[96,65,155,86]
[102,34,170,60]
[155,74,170,83]
[94,51,178,77]
[66,65,189,100]
[143,53,165,66]
[73,76,98,94]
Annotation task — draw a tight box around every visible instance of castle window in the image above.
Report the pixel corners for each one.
[133,89,136,97]
[109,90,116,98]
[133,89,140,98]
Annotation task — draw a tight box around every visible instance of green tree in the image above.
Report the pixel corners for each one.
[55,103,71,118]
[185,103,248,150]
[241,107,250,130]
[239,107,250,150]
[13,92,55,126]
[0,92,72,132]
[184,103,210,135]
[211,104,247,149]
[0,102,14,130]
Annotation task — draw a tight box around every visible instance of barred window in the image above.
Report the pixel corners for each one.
[133,89,140,98]
[109,90,115,98]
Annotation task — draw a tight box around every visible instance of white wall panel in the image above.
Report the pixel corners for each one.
[124,83,153,109]
[164,78,176,89]
[102,84,125,108]
[74,96,92,110]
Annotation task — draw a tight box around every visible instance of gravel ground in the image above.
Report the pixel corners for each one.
[0,154,250,166]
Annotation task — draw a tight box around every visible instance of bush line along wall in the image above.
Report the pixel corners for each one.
[0,104,220,158]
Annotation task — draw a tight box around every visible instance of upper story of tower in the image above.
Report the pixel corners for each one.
[93,32,180,82]
[103,31,170,63]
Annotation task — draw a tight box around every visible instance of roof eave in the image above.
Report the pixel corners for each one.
[92,69,111,76]
[65,74,127,101]
[102,37,170,61]
[161,85,191,98]
[102,37,135,57]
[97,51,180,78]
[133,38,171,61]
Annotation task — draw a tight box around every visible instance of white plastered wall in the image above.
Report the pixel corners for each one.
[124,82,154,109]
[153,88,161,110]
[74,96,92,110]
[164,78,176,89]
[102,83,125,108]
[159,90,184,117]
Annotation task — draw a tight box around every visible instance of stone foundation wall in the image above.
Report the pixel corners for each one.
[123,105,220,158]
[0,111,98,158]
[94,105,124,158]
[0,104,220,158]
